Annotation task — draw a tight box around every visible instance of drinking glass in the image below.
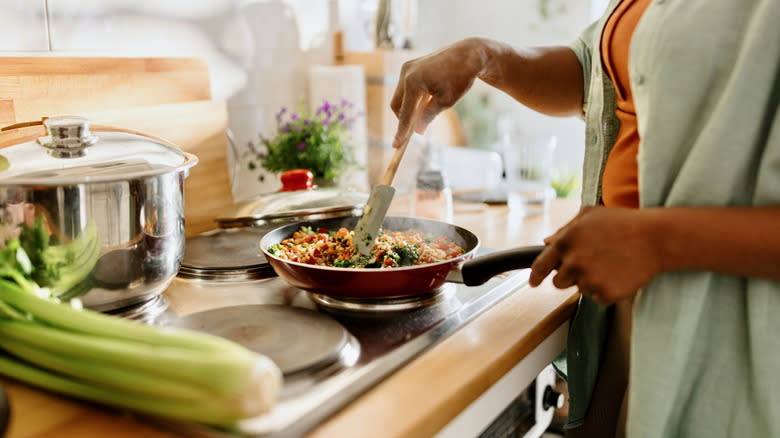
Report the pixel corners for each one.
[505,135,557,215]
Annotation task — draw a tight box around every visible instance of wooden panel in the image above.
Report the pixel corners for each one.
[0,57,231,236]
[0,99,14,124]
[0,57,212,124]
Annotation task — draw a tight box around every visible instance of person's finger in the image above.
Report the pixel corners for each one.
[552,263,579,289]
[390,67,407,118]
[543,208,587,245]
[529,245,561,287]
[543,232,559,245]
[392,87,424,148]
[417,100,441,134]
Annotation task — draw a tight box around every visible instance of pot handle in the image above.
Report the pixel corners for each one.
[460,245,547,286]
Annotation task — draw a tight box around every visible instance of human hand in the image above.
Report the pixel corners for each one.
[528,206,664,305]
[390,38,489,148]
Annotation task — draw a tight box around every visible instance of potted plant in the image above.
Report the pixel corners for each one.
[246,99,363,187]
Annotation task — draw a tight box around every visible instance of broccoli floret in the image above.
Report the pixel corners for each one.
[334,255,372,268]
[393,244,419,266]
[333,258,353,268]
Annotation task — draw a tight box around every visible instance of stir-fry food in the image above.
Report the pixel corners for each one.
[267,226,466,268]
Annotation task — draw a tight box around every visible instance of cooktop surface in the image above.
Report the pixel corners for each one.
[148,250,530,438]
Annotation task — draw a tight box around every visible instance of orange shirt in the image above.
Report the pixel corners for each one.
[599,0,652,208]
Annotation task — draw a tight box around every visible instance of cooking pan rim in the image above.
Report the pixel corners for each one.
[259,215,480,272]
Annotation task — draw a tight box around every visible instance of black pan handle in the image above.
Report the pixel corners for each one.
[460,245,547,286]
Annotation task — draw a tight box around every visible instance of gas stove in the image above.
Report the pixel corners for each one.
[146,251,532,438]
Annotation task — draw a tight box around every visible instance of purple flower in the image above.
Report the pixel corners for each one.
[282,123,291,132]
[294,124,301,132]
[318,100,331,115]
[322,117,330,126]
[291,112,298,120]
[338,113,345,121]
[296,142,306,151]
[303,119,309,125]
[275,107,287,122]
[247,141,257,154]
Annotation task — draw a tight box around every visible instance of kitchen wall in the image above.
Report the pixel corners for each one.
[0,0,604,202]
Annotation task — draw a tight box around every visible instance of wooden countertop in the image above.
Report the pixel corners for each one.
[1,199,580,438]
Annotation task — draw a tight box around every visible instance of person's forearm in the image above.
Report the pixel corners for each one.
[473,38,585,117]
[646,206,780,281]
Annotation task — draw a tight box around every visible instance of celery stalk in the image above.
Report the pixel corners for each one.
[0,336,214,401]
[0,298,25,320]
[0,239,283,426]
[0,354,256,426]
[0,319,254,398]
[0,277,247,355]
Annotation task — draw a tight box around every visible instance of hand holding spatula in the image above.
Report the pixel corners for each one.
[353,94,432,256]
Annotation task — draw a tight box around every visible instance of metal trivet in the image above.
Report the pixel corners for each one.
[165,304,360,377]
[308,283,457,313]
[179,228,276,281]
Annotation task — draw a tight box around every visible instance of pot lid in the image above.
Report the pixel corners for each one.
[215,187,368,229]
[179,227,276,281]
[0,116,197,185]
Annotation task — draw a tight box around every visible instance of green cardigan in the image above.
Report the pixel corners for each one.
[561,0,780,436]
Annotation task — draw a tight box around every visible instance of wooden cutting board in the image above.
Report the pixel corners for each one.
[0,57,233,236]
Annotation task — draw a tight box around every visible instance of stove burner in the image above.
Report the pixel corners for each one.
[308,283,457,313]
[166,305,359,377]
[178,228,276,281]
[177,265,276,282]
[180,228,275,281]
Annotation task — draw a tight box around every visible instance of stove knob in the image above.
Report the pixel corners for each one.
[542,385,564,410]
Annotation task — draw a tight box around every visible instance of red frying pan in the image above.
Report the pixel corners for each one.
[260,216,545,299]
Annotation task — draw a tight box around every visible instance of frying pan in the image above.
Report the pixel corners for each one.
[260,216,545,299]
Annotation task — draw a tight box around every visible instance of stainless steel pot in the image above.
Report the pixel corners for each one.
[0,116,198,311]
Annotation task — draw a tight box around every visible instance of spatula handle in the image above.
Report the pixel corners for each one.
[380,94,431,186]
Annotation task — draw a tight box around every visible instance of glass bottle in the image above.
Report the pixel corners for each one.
[413,138,453,223]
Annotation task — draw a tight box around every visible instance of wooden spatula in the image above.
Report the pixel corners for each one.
[353,95,431,256]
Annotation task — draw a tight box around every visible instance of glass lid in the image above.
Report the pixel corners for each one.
[215,187,368,228]
[0,116,197,185]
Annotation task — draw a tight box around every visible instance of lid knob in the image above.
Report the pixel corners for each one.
[38,116,99,158]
